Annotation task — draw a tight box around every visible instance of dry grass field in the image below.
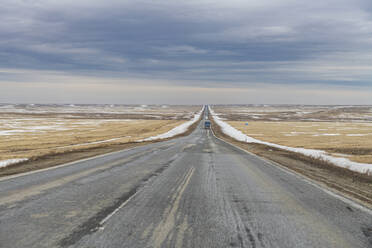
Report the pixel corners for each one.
[213,105,372,122]
[0,104,201,168]
[0,104,201,120]
[0,118,184,162]
[213,105,372,164]
[228,121,372,164]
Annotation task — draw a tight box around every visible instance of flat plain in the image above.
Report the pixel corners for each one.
[0,104,200,170]
[212,105,372,164]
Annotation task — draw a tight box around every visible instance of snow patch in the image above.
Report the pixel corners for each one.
[313,133,340,136]
[346,134,369,137]
[0,158,28,168]
[0,130,39,135]
[139,107,203,141]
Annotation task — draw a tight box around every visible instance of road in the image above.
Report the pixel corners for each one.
[0,117,371,248]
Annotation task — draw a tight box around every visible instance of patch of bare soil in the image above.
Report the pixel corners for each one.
[210,116,372,209]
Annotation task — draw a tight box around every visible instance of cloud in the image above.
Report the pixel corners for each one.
[0,0,372,103]
[156,45,208,55]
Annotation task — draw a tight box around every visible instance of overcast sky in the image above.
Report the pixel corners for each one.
[1,0,372,104]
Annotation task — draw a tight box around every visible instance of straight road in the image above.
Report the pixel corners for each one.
[0,117,371,248]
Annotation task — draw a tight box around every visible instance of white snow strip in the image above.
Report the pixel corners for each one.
[0,127,70,135]
[139,107,204,141]
[210,107,372,174]
[0,129,47,135]
[313,133,340,136]
[0,158,28,168]
[346,134,369,137]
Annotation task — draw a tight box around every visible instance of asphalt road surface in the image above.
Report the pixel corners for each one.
[0,119,371,248]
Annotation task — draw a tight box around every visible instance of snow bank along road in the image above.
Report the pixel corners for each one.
[139,107,203,141]
[209,107,372,174]
[0,117,371,248]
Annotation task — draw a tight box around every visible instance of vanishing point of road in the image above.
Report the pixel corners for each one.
[0,116,371,247]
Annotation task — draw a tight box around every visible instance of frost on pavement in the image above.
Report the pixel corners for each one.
[210,107,372,174]
[139,107,204,141]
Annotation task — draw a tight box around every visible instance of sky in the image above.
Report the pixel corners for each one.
[1,0,372,104]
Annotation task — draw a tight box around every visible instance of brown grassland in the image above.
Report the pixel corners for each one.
[212,105,372,165]
[0,118,184,162]
[228,121,372,164]
[0,104,202,176]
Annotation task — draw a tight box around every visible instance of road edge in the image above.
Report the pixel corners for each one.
[209,127,372,215]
